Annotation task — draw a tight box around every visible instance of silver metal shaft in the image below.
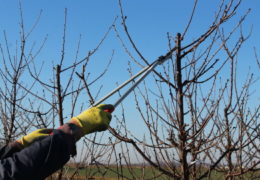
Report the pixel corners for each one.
[113,60,160,108]
[92,63,154,107]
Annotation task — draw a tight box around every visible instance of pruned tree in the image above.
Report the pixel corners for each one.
[0,3,46,144]
[101,0,260,180]
[0,4,116,180]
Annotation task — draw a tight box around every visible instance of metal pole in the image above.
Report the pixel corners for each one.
[113,60,160,108]
[93,63,154,107]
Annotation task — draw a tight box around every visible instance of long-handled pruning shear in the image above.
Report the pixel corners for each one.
[93,47,176,112]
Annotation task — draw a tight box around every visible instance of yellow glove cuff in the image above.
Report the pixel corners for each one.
[17,128,52,147]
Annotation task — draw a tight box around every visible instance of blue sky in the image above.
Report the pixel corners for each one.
[1,0,259,59]
[0,0,259,142]
[1,1,259,63]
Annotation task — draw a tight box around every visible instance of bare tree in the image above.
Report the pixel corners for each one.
[101,0,260,180]
[0,4,116,180]
[0,3,46,144]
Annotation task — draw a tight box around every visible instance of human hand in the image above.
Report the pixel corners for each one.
[69,104,114,135]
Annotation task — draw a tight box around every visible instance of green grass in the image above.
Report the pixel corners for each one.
[63,165,168,179]
[50,165,260,180]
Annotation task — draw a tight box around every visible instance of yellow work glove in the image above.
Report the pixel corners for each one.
[69,104,114,135]
[17,128,53,147]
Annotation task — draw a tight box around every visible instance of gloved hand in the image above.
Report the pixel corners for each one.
[69,104,114,135]
[17,128,53,147]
